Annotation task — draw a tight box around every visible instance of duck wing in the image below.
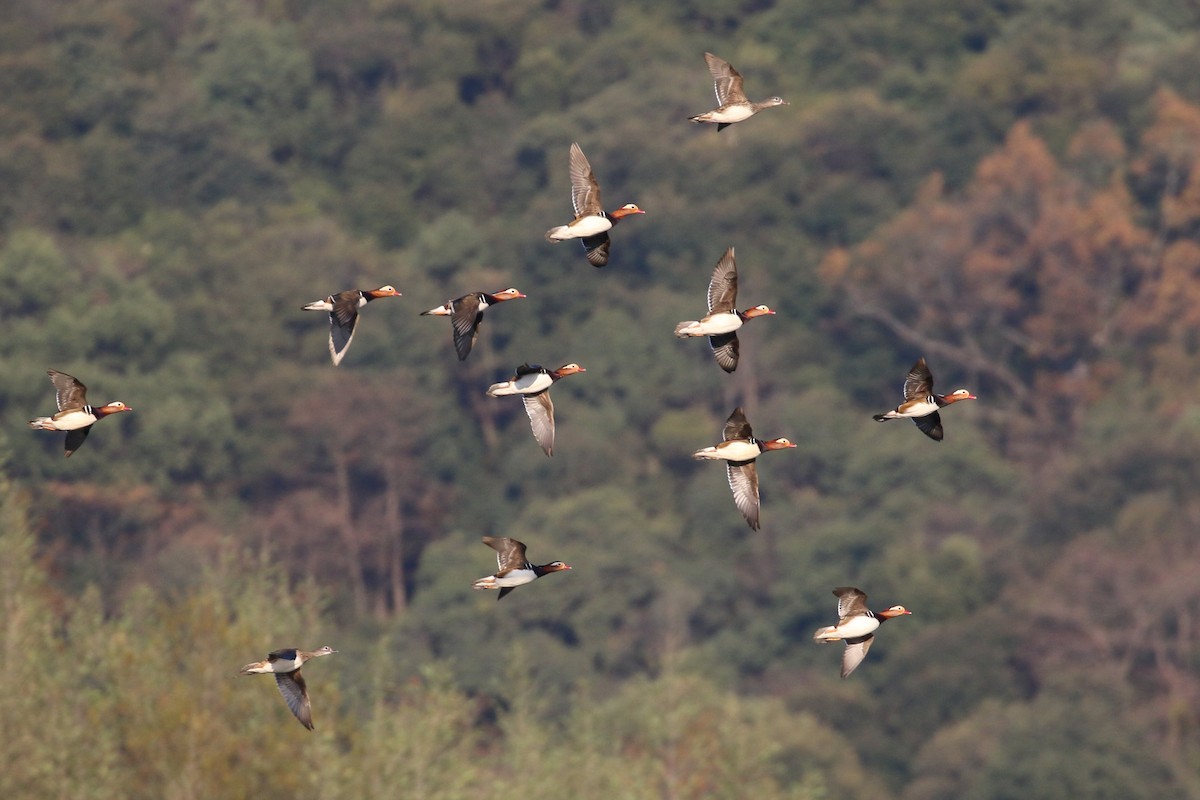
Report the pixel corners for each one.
[913,410,944,441]
[63,426,93,458]
[722,406,753,442]
[274,670,314,730]
[451,295,484,361]
[704,52,747,106]
[569,142,603,217]
[841,634,875,678]
[48,370,87,411]
[483,536,529,573]
[902,358,935,402]
[522,391,556,456]
[707,247,738,313]
[581,232,611,267]
[833,587,870,620]
[708,332,739,373]
[726,461,760,530]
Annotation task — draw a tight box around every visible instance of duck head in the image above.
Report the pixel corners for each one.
[97,401,132,417]
[610,204,645,219]
[741,305,776,320]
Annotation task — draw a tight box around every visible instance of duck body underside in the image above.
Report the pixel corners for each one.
[473,568,537,590]
[813,615,880,642]
[546,215,613,242]
[675,313,742,337]
[690,105,756,125]
[488,372,554,396]
[875,397,939,420]
[30,409,97,431]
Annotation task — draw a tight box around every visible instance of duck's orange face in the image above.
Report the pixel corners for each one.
[763,437,796,451]
[100,401,132,416]
[880,605,912,618]
[495,288,526,301]
[371,286,401,298]
[945,389,975,403]
[545,561,572,572]
[612,203,645,218]
[743,305,775,319]
[555,363,586,376]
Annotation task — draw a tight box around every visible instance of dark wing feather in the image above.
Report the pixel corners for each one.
[451,296,483,361]
[833,587,870,620]
[483,536,528,573]
[707,247,738,313]
[913,411,944,441]
[705,52,747,106]
[48,370,87,411]
[841,634,874,678]
[327,311,360,366]
[522,392,556,456]
[581,233,610,267]
[329,291,362,327]
[275,670,314,730]
[497,587,515,601]
[902,358,934,402]
[708,333,739,373]
[569,142,602,217]
[726,461,760,530]
[514,363,545,377]
[63,426,92,457]
[722,407,753,442]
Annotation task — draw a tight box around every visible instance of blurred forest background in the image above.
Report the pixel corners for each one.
[3,0,1200,797]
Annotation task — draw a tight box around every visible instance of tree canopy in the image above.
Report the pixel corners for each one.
[3,0,1200,796]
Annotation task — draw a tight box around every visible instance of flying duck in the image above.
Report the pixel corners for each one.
[240,646,337,730]
[813,587,910,678]
[872,357,975,441]
[688,52,788,131]
[302,285,401,366]
[544,142,644,267]
[673,247,775,372]
[472,536,571,599]
[486,363,586,456]
[693,406,795,530]
[28,369,131,457]
[421,288,525,361]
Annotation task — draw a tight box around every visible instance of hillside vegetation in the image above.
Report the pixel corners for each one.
[3,0,1200,797]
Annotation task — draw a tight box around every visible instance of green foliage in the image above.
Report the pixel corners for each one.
[2,0,1200,795]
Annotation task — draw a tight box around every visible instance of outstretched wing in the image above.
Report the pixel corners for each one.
[902,358,934,402]
[708,333,739,373]
[522,392,556,456]
[48,370,87,411]
[722,407,753,442]
[483,536,528,573]
[913,411,944,441]
[451,296,483,361]
[726,461,760,530]
[704,52,747,106]
[841,634,875,678]
[581,233,611,267]
[707,247,738,313]
[274,670,314,730]
[833,587,870,620]
[568,142,603,217]
[327,312,360,366]
[63,426,93,457]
